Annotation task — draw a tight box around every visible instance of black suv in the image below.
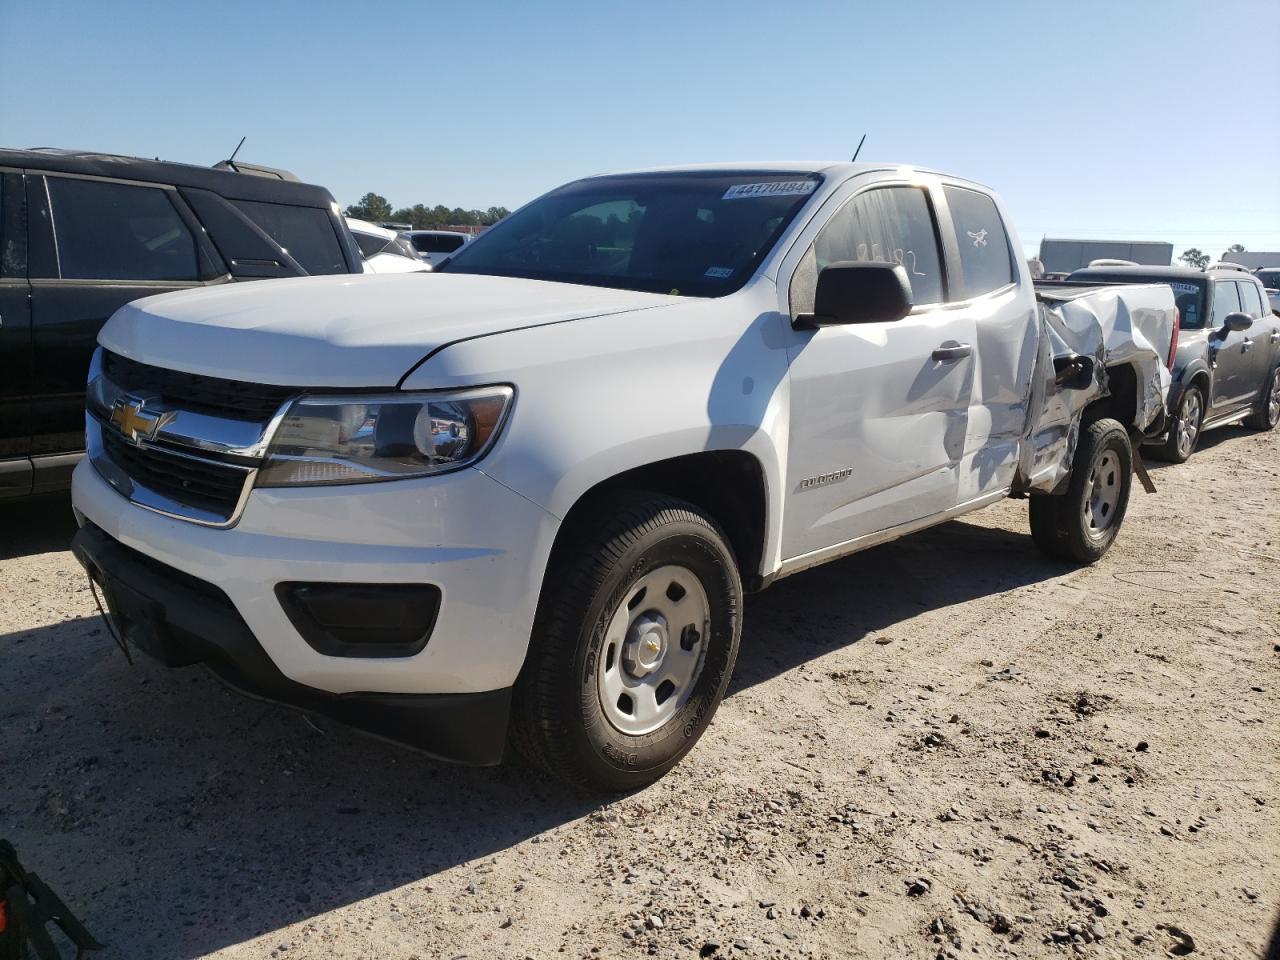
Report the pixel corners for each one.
[0,149,362,499]
[1066,265,1280,462]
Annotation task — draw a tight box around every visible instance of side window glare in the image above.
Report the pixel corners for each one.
[1212,281,1241,326]
[790,186,945,315]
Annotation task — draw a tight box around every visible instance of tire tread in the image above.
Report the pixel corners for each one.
[510,492,736,789]
[1029,418,1132,564]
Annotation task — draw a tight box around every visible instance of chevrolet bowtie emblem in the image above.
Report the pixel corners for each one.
[109,395,173,443]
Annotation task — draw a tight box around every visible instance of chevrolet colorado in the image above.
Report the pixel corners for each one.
[70,163,1176,790]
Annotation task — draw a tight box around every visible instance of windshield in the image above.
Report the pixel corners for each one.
[439,172,822,297]
[1256,268,1280,290]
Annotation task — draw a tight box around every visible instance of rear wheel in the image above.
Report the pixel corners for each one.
[511,493,741,791]
[1149,384,1204,463]
[1243,365,1280,431]
[1030,418,1133,563]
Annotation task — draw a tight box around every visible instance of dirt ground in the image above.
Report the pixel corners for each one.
[2,425,1277,960]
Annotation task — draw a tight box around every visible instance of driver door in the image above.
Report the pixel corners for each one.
[780,180,973,560]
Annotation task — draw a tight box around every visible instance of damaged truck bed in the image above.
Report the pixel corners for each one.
[1019,282,1175,495]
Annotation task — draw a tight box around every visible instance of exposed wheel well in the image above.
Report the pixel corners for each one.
[553,451,769,591]
[1084,362,1139,427]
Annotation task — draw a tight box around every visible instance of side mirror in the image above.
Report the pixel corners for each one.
[795,261,914,329]
[1222,311,1253,333]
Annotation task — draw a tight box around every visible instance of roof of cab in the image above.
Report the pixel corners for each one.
[0,147,339,207]
[582,161,990,188]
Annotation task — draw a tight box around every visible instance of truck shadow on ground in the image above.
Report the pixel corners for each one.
[731,517,1056,696]
[0,515,1061,958]
[0,492,78,560]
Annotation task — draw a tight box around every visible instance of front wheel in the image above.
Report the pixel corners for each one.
[1030,418,1133,564]
[511,493,741,791]
[1243,365,1280,431]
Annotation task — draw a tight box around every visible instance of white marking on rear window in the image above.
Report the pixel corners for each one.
[704,266,734,279]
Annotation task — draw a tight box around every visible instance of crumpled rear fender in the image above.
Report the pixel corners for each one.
[1017,288,1173,494]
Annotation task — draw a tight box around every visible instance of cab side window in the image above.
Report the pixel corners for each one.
[790,186,944,315]
[1238,281,1265,318]
[1211,281,1241,326]
[45,177,207,282]
[942,186,1015,298]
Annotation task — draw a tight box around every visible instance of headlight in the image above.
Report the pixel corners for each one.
[256,386,513,487]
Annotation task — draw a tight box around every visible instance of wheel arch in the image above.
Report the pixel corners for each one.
[1174,363,1212,409]
[548,450,773,592]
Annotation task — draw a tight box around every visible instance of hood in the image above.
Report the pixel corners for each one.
[99,273,680,386]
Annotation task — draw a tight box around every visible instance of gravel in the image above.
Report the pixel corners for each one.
[1,426,1278,958]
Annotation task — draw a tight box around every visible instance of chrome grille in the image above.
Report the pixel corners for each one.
[88,349,288,526]
[102,350,297,422]
[99,430,251,519]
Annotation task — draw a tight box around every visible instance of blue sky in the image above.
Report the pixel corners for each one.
[3,0,1277,259]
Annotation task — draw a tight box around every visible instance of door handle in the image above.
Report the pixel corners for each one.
[1241,338,1254,351]
[1270,331,1280,344]
[932,342,973,362]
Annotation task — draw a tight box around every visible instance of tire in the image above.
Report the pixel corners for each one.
[1243,365,1280,431]
[1029,418,1133,564]
[1148,384,1204,463]
[511,492,742,791]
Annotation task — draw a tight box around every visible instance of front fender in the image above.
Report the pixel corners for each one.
[401,288,795,579]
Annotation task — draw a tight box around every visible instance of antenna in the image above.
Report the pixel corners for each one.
[851,134,867,162]
[226,136,246,171]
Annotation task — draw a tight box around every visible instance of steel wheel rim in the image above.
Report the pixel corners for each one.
[1177,392,1202,458]
[1083,450,1122,537]
[597,564,710,736]
[1269,370,1280,425]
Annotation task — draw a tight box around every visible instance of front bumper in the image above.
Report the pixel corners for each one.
[71,456,559,697]
[72,521,513,764]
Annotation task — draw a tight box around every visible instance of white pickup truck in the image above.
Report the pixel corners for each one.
[70,163,1176,790]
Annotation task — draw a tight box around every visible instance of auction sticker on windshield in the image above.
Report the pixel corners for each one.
[722,180,818,200]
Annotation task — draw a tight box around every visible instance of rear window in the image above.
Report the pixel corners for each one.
[942,186,1015,297]
[232,200,347,275]
[1167,282,1209,328]
[412,233,467,254]
[1256,269,1280,290]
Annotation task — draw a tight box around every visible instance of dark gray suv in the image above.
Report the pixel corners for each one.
[1067,265,1280,462]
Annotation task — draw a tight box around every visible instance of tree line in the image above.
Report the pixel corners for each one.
[344,192,510,229]
[1179,243,1246,270]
